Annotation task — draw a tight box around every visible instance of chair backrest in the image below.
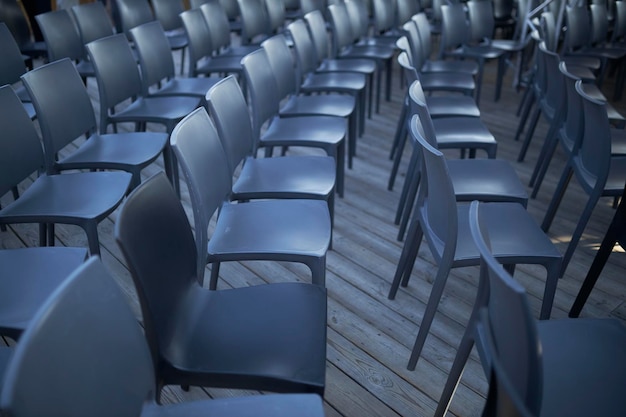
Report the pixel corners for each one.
[304,9,331,61]
[35,9,85,62]
[440,2,471,51]
[539,11,558,52]
[468,201,543,417]
[0,22,28,86]
[410,112,459,263]
[558,62,584,153]
[261,34,301,98]
[115,171,201,366]
[302,0,325,14]
[467,0,496,43]
[220,0,241,19]
[611,0,626,43]
[397,50,418,87]
[129,21,176,93]
[413,13,434,59]
[327,3,355,53]
[396,35,414,65]
[345,0,370,41]
[151,0,185,31]
[205,75,256,173]
[241,48,282,146]
[372,0,396,33]
[574,80,612,193]
[180,8,214,77]
[564,5,592,51]
[402,20,426,69]
[397,0,420,25]
[237,0,270,44]
[0,257,155,417]
[190,0,210,8]
[115,0,154,36]
[199,0,233,51]
[169,108,233,279]
[288,18,321,74]
[71,2,116,46]
[86,34,143,131]
[264,0,287,34]
[408,80,440,151]
[590,3,611,45]
[0,85,45,198]
[537,42,563,120]
[21,58,98,174]
[0,0,36,48]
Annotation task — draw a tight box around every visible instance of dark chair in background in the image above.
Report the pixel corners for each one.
[0,22,36,119]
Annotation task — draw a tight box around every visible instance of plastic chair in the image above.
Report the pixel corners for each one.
[205,75,337,235]
[439,2,508,105]
[34,9,94,83]
[116,0,188,75]
[261,34,358,168]
[70,2,115,46]
[327,2,395,112]
[0,22,35,120]
[287,19,367,140]
[198,0,259,57]
[393,84,527,241]
[241,48,347,197]
[237,0,271,44]
[387,113,561,372]
[470,201,626,417]
[389,51,481,191]
[0,246,87,340]
[0,85,132,256]
[116,172,328,395]
[0,256,326,417]
[0,0,47,61]
[21,58,167,191]
[171,107,332,289]
[542,80,626,276]
[129,21,221,101]
[85,34,200,188]
[412,12,479,77]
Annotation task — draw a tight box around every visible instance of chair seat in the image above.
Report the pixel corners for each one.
[58,132,167,171]
[454,44,507,60]
[317,58,377,74]
[610,128,626,155]
[453,202,561,266]
[300,72,366,93]
[150,77,222,98]
[432,117,497,156]
[208,199,331,260]
[0,247,87,338]
[421,59,479,75]
[447,159,528,205]
[160,281,327,393]
[279,94,355,118]
[0,171,131,222]
[232,156,336,200]
[339,44,395,61]
[221,44,261,56]
[563,53,602,70]
[166,32,189,50]
[261,115,346,148]
[420,71,476,93]
[196,54,243,75]
[538,318,626,416]
[141,394,325,417]
[109,96,200,125]
[425,95,480,118]
[75,59,95,78]
[579,46,626,60]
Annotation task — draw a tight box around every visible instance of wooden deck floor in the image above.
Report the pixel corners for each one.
[2,48,626,416]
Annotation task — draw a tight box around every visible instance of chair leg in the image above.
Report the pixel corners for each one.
[394,144,418,226]
[528,119,559,187]
[539,260,561,319]
[209,262,221,290]
[541,164,573,232]
[389,93,408,161]
[335,141,346,198]
[514,89,535,141]
[493,55,507,102]
[388,216,424,300]
[517,106,541,162]
[397,160,421,242]
[474,59,485,107]
[389,108,409,191]
[559,192,603,277]
[407,261,454,370]
[530,133,559,198]
[348,111,357,169]
[308,255,327,287]
[84,222,101,256]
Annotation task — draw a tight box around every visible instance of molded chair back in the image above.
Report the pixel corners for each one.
[70,2,115,45]
[35,9,88,62]
[261,34,301,98]
[237,0,270,44]
[129,21,177,93]
[199,0,233,51]
[305,9,333,60]
[0,257,156,417]
[152,0,185,32]
[115,0,154,36]
[0,0,47,59]
[265,0,287,34]
[397,0,420,26]
[0,22,28,88]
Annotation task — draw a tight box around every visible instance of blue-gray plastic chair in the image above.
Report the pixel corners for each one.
[261,34,358,168]
[0,0,47,61]
[542,80,626,276]
[237,0,272,44]
[129,21,221,101]
[21,58,167,191]
[0,246,86,340]
[199,0,259,57]
[0,256,326,417]
[34,9,95,83]
[205,75,337,232]
[0,22,35,119]
[241,48,347,198]
[115,172,328,396]
[469,201,626,417]
[388,115,561,372]
[170,108,331,289]
[0,85,132,256]
[70,1,115,45]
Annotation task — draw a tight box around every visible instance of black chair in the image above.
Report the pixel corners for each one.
[115,171,328,395]
[0,256,326,417]
[0,85,132,256]
[470,201,626,417]
[21,58,167,191]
